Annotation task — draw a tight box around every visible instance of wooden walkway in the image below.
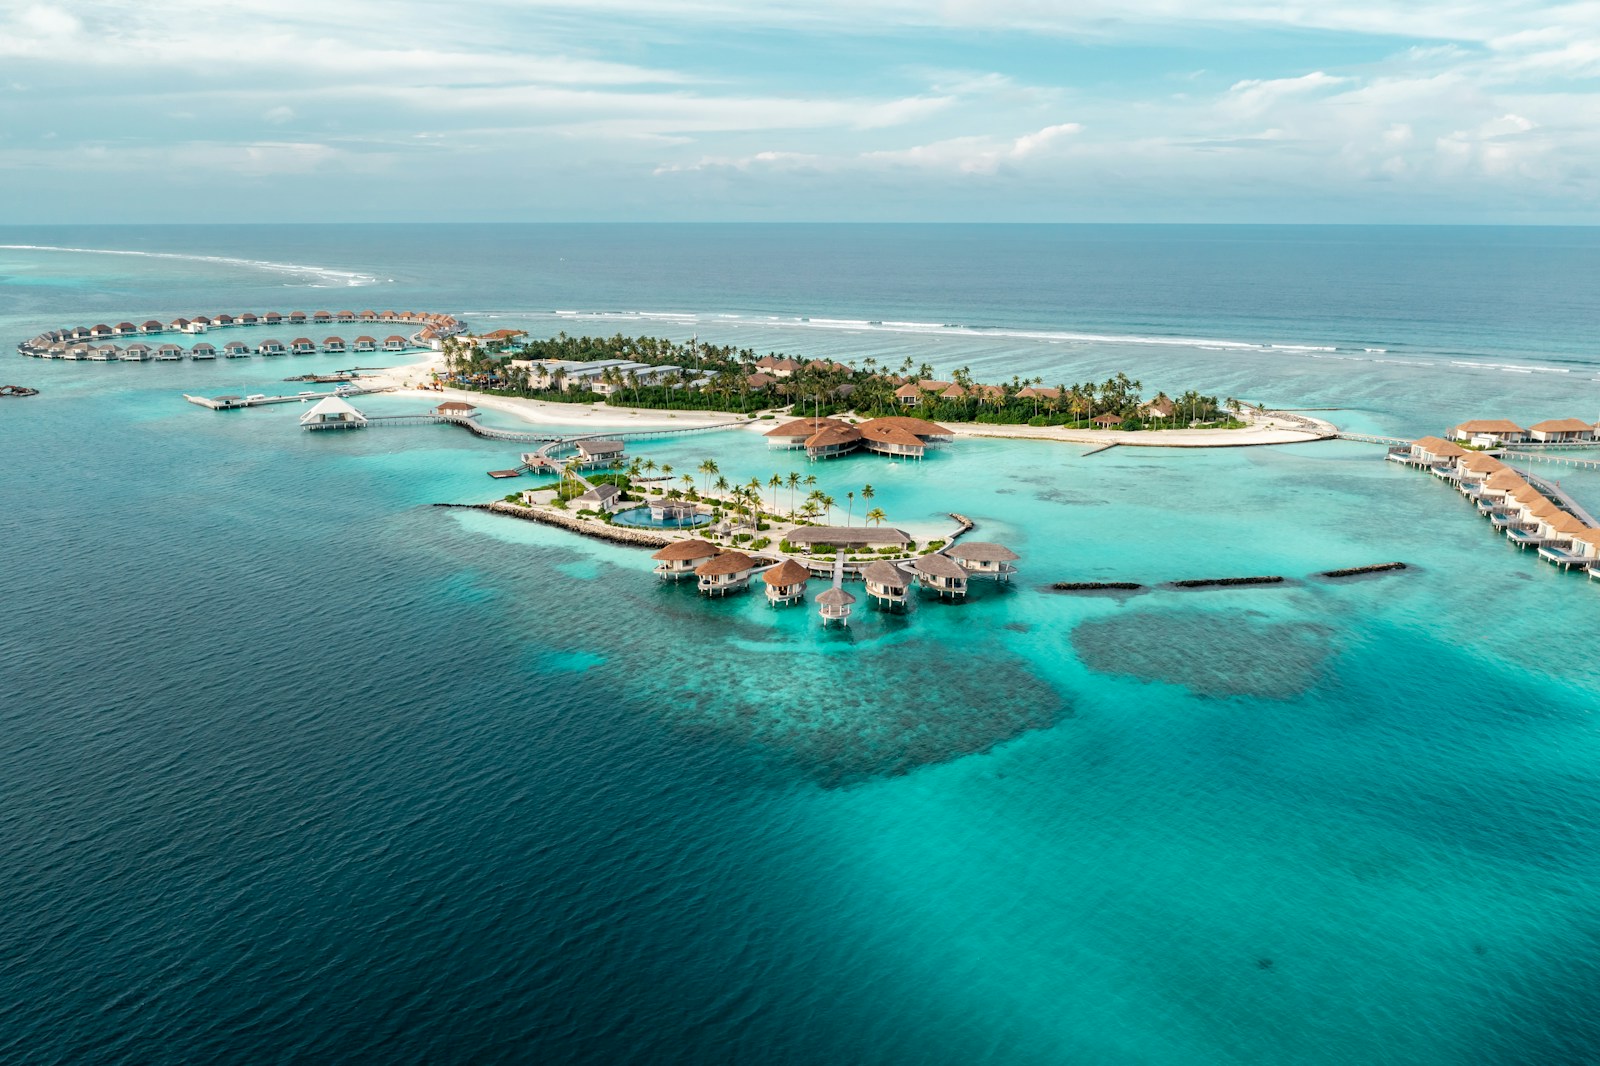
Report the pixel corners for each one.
[1502,450,1600,470]
[1516,469,1600,528]
[1337,432,1413,446]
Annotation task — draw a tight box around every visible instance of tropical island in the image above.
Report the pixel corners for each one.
[436,330,1253,433]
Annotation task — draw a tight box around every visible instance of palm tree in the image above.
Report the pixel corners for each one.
[845,490,856,526]
[699,458,719,495]
[865,507,886,527]
[714,474,730,500]
[786,471,801,518]
[861,484,875,511]
[680,473,694,496]
[643,458,657,475]
[767,473,782,516]
[660,463,673,481]
[822,494,836,524]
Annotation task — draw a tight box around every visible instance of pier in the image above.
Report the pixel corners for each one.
[185,385,392,410]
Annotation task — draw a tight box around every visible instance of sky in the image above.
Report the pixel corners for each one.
[2,0,1599,223]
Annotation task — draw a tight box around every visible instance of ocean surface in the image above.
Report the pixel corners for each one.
[4,225,1600,1064]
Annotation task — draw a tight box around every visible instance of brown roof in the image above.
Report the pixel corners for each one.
[765,416,846,439]
[805,423,863,450]
[857,422,922,449]
[1529,418,1592,433]
[1453,419,1525,434]
[862,560,909,587]
[1459,454,1507,474]
[324,336,345,344]
[1484,471,1528,491]
[762,559,810,587]
[696,551,756,577]
[917,379,952,391]
[894,383,922,398]
[436,401,476,413]
[948,541,1019,563]
[385,335,407,342]
[786,526,910,546]
[354,335,377,343]
[817,586,856,607]
[858,415,951,437]
[1092,413,1123,426]
[910,553,967,580]
[1545,512,1589,533]
[746,372,776,388]
[1412,435,1467,457]
[651,539,720,562]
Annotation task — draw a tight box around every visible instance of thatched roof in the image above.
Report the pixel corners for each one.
[651,539,719,562]
[786,526,910,546]
[1453,419,1525,434]
[860,415,951,438]
[949,541,1019,563]
[805,423,862,450]
[697,551,756,577]
[1485,471,1528,491]
[1412,435,1467,457]
[817,586,856,607]
[576,439,624,456]
[910,553,967,580]
[762,559,810,586]
[766,416,843,439]
[436,401,476,413]
[861,560,908,587]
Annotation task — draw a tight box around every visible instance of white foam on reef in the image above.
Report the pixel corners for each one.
[0,243,383,287]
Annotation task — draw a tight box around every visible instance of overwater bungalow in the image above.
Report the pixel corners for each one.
[287,311,307,325]
[110,345,138,360]
[379,311,399,321]
[785,526,912,552]
[122,343,153,361]
[223,340,250,358]
[87,345,114,361]
[257,338,287,356]
[290,337,316,355]
[805,421,863,460]
[858,416,949,459]
[697,551,758,595]
[64,345,89,360]
[323,336,346,353]
[213,314,234,326]
[818,585,855,625]
[333,310,355,323]
[189,342,216,360]
[573,482,626,513]
[262,312,283,326]
[68,326,91,341]
[384,335,408,351]
[862,560,911,607]
[238,312,258,326]
[312,311,333,325]
[1449,419,1526,447]
[573,439,625,468]
[651,539,720,580]
[140,320,164,334]
[113,322,138,336]
[1394,435,1467,469]
[1455,453,1507,493]
[298,395,368,430]
[909,553,968,599]
[168,318,192,333]
[762,559,810,605]
[352,335,378,352]
[359,310,379,322]
[1528,418,1594,443]
[947,542,1019,580]
[89,324,114,339]
[191,316,213,329]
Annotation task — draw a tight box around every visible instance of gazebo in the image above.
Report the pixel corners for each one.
[817,585,855,625]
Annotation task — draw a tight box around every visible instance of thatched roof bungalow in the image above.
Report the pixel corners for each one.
[817,585,855,624]
[786,526,911,550]
[861,560,910,606]
[696,550,758,595]
[947,541,1019,579]
[762,559,810,604]
[1528,418,1594,443]
[1450,419,1526,446]
[651,538,719,579]
[909,553,968,598]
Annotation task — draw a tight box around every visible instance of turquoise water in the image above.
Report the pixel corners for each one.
[5,226,1600,1064]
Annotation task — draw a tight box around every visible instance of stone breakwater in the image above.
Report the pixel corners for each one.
[485,501,674,548]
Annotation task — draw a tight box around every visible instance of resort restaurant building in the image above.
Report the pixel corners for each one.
[784,526,912,552]
[763,415,951,462]
[572,440,626,469]
[1449,419,1527,447]
[650,539,719,580]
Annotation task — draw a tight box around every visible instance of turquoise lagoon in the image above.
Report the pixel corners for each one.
[4,227,1600,1065]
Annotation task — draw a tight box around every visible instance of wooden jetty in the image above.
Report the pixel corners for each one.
[185,385,391,410]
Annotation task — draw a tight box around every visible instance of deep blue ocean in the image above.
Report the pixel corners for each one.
[4,225,1600,1064]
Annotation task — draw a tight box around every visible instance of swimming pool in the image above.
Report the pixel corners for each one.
[611,507,711,529]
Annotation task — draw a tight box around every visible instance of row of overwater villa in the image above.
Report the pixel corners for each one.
[648,528,1019,626]
[763,415,953,461]
[18,310,465,360]
[1389,431,1600,578]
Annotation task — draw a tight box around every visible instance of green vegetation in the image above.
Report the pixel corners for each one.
[436,331,1236,429]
